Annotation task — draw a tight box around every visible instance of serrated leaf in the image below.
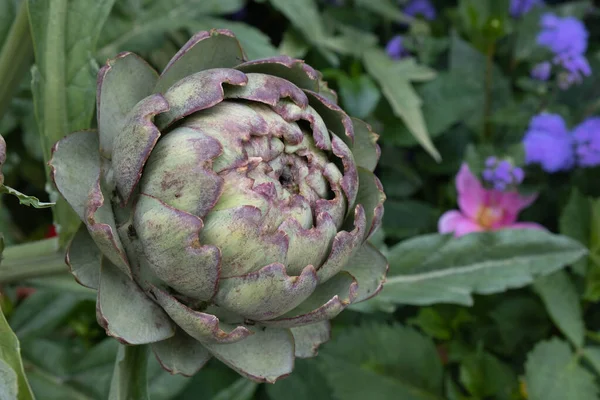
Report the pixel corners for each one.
[317,324,444,400]
[525,338,598,400]
[0,185,54,208]
[533,271,584,348]
[267,0,326,43]
[559,188,590,275]
[0,307,34,400]
[363,48,440,161]
[379,230,587,306]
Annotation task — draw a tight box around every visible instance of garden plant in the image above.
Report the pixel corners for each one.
[0,0,599,399]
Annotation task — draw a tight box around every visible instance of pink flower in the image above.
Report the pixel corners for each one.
[438,164,545,237]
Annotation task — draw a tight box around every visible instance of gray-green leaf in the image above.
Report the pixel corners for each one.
[533,270,584,348]
[378,229,587,306]
[525,338,598,400]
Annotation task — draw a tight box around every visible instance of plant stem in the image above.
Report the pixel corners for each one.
[0,238,67,283]
[109,344,149,400]
[0,0,33,120]
[482,41,496,142]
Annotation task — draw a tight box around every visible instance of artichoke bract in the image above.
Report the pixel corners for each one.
[50,29,387,383]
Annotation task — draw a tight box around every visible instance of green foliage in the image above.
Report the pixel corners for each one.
[533,271,585,348]
[525,338,598,400]
[369,229,586,308]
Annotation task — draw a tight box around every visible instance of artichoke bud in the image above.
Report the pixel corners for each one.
[50,29,387,383]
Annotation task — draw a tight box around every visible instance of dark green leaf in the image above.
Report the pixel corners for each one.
[318,324,444,400]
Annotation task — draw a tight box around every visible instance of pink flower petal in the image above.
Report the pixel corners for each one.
[438,210,465,234]
[494,190,538,226]
[438,210,484,237]
[454,219,485,237]
[456,163,486,220]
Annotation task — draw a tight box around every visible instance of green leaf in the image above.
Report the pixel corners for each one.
[533,271,584,348]
[513,6,547,61]
[109,345,149,400]
[317,324,444,400]
[525,338,598,400]
[267,0,326,46]
[338,74,381,119]
[448,33,511,133]
[407,308,453,340]
[188,19,278,61]
[353,0,413,25]
[97,0,245,58]
[379,230,587,306]
[560,188,591,275]
[0,0,18,46]
[382,200,439,240]
[0,306,34,400]
[583,346,600,376]
[213,378,258,400]
[0,185,54,208]
[266,358,333,400]
[363,49,440,161]
[9,290,82,341]
[585,199,600,301]
[459,350,518,400]
[28,0,116,246]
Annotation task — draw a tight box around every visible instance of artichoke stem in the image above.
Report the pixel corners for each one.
[0,237,67,283]
[109,344,150,400]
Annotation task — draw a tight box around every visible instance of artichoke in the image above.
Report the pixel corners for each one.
[50,29,387,382]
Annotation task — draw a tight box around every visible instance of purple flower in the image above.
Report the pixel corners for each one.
[572,118,600,167]
[403,0,436,21]
[510,0,544,18]
[537,13,588,56]
[523,113,575,173]
[537,13,591,89]
[556,53,592,88]
[482,157,525,191]
[531,61,552,81]
[385,35,409,60]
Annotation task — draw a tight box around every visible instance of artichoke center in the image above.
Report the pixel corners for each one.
[278,164,299,194]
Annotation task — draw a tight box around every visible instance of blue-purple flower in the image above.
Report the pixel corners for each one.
[572,117,600,167]
[531,61,552,81]
[536,13,591,88]
[403,0,436,21]
[482,157,525,191]
[385,35,409,60]
[538,14,588,56]
[510,0,544,18]
[523,113,575,172]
